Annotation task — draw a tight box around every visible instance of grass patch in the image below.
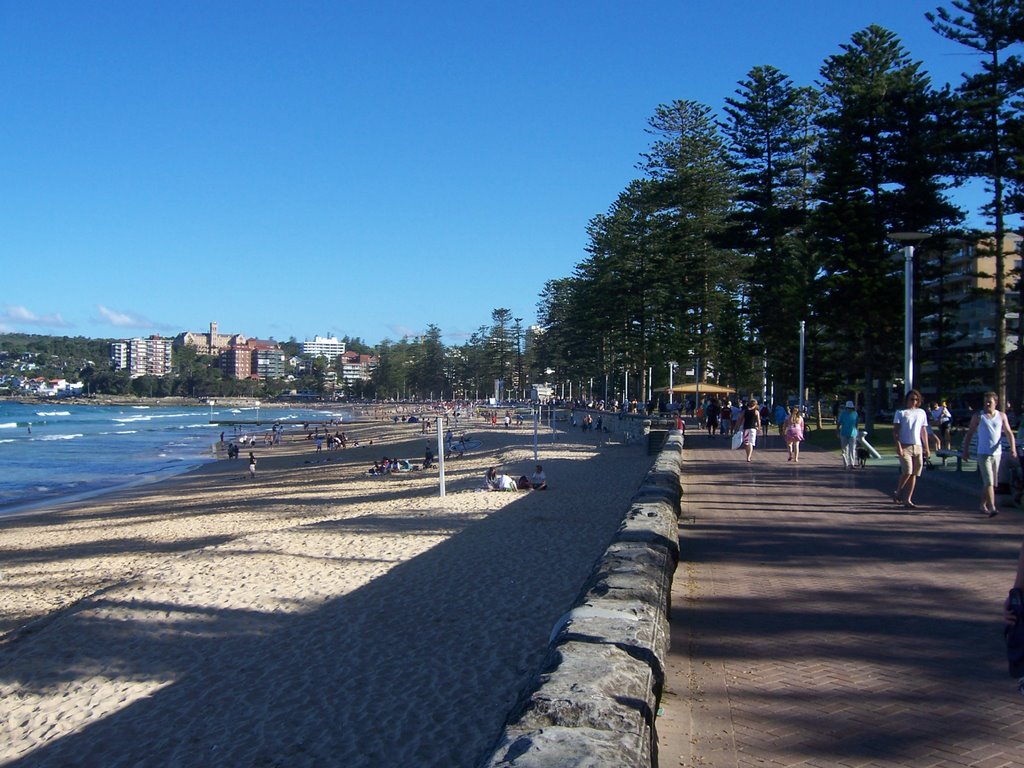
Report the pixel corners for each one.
[801,420,898,454]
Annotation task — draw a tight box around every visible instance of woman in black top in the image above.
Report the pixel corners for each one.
[740,400,762,463]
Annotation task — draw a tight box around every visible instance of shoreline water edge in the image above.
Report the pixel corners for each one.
[0,399,367,517]
[0,407,658,766]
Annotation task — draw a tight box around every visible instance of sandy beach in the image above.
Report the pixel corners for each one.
[0,412,656,767]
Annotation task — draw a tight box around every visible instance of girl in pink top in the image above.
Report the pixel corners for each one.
[783,407,805,462]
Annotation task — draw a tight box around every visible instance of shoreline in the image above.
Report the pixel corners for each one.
[0,413,413,531]
[0,401,446,518]
[0,413,656,766]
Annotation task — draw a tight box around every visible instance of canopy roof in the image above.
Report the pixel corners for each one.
[655,383,736,395]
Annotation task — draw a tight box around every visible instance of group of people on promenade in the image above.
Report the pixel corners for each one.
[708,388,1020,519]
[890,388,1016,516]
[889,388,1024,696]
[699,397,810,464]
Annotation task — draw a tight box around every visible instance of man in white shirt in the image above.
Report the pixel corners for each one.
[893,389,930,509]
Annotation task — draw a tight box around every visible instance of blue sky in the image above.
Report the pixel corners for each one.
[1,1,1013,346]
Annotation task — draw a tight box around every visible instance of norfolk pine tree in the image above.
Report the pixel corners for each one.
[929,0,1024,402]
[639,100,741,393]
[814,26,956,423]
[723,66,821,399]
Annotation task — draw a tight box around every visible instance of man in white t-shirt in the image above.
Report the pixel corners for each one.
[893,389,930,509]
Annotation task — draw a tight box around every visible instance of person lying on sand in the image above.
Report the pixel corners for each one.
[497,473,518,492]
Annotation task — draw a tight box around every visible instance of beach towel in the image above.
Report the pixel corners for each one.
[731,430,743,450]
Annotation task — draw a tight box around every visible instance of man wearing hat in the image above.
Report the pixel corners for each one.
[837,400,860,469]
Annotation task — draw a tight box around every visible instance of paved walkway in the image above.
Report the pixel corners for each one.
[657,428,1024,768]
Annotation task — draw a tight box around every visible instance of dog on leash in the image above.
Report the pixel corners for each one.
[856,447,869,468]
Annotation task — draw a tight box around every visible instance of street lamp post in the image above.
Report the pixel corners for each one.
[514,317,523,400]
[695,355,701,413]
[890,232,931,395]
[667,361,677,407]
[799,321,805,412]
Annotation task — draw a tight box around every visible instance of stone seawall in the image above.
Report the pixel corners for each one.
[482,431,684,767]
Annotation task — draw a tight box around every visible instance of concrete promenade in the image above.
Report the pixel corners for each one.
[657,428,1024,767]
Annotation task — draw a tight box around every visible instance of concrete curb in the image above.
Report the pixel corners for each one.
[481,432,684,767]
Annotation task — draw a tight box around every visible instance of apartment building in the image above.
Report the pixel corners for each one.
[302,335,346,359]
[339,351,377,386]
[221,339,285,380]
[919,232,1023,393]
[110,336,174,379]
[254,348,287,379]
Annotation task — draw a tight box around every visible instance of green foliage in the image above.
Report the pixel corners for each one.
[0,333,114,379]
[279,338,301,358]
[929,0,1024,400]
[722,67,820,396]
[812,25,956,419]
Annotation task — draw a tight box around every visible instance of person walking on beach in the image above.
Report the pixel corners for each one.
[738,399,761,462]
[837,401,860,469]
[961,391,1016,518]
[783,406,805,462]
[893,389,930,510]
[248,451,257,479]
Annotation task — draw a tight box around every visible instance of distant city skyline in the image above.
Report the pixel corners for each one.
[3,1,1018,346]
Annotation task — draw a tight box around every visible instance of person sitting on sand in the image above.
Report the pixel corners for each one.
[530,464,548,490]
[484,467,498,490]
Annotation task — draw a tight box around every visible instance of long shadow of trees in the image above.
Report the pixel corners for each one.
[675,442,1020,762]
[0,432,649,767]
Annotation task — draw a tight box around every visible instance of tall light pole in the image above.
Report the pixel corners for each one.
[799,321,805,412]
[667,361,677,407]
[890,231,931,395]
[693,353,701,412]
[514,317,523,400]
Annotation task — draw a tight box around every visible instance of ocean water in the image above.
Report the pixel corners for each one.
[0,402,354,516]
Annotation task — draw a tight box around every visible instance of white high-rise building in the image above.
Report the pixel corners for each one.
[111,336,173,379]
[302,335,346,358]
